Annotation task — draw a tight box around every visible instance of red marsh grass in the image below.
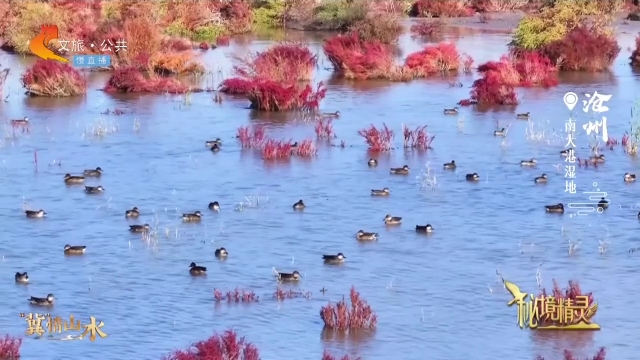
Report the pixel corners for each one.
[404,42,465,76]
[409,0,475,17]
[235,42,318,83]
[322,350,362,360]
[403,125,435,150]
[631,34,640,67]
[540,25,620,72]
[358,123,394,152]
[163,329,259,360]
[103,66,191,94]
[535,280,596,328]
[221,79,327,112]
[149,52,205,75]
[213,288,259,303]
[323,32,395,80]
[535,347,606,360]
[410,20,444,37]
[349,12,403,44]
[320,286,377,331]
[273,287,312,300]
[216,36,231,46]
[262,138,317,160]
[21,60,87,97]
[315,118,335,139]
[0,334,21,359]
[236,125,266,149]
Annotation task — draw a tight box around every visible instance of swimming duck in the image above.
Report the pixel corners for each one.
[638,211,640,219]
[494,128,506,136]
[368,158,378,167]
[215,247,228,258]
[64,244,86,255]
[83,167,103,177]
[356,230,379,241]
[277,271,302,281]
[84,185,105,194]
[517,112,530,119]
[129,224,151,233]
[590,154,605,163]
[443,160,456,169]
[182,211,203,222]
[598,197,609,210]
[206,138,222,147]
[415,224,434,233]
[384,214,402,225]
[534,174,548,183]
[189,262,207,276]
[371,187,390,196]
[520,158,537,166]
[15,272,29,284]
[466,173,480,181]
[63,173,85,184]
[25,209,46,218]
[322,111,340,117]
[293,200,305,210]
[210,143,221,152]
[125,207,140,218]
[624,173,636,182]
[560,148,573,157]
[291,142,299,148]
[322,253,346,264]
[208,201,220,211]
[390,165,410,175]
[29,293,55,306]
[444,107,459,115]
[11,117,29,125]
[545,203,564,213]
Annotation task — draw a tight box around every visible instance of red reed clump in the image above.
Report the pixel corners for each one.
[162,37,194,52]
[358,123,394,151]
[274,287,312,300]
[410,0,475,17]
[323,33,395,80]
[322,350,362,360]
[199,42,210,50]
[21,60,87,97]
[103,66,191,94]
[0,335,21,359]
[213,289,259,303]
[535,280,597,328]
[622,133,630,146]
[320,286,377,331]
[216,36,231,46]
[403,125,435,150]
[163,329,260,360]
[315,118,335,139]
[246,80,326,112]
[219,78,255,95]
[465,68,518,106]
[541,26,621,72]
[462,54,474,73]
[535,347,606,360]
[236,42,318,83]
[629,34,640,67]
[410,21,444,37]
[404,42,462,76]
[262,139,294,160]
[236,125,266,148]
[510,52,559,87]
[293,139,317,157]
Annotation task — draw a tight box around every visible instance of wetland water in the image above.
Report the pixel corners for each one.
[0,25,639,360]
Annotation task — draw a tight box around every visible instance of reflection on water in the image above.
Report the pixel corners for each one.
[0,27,639,360]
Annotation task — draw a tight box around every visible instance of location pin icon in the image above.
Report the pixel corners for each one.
[564,92,578,111]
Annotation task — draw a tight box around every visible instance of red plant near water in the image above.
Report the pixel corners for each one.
[410,0,475,17]
[217,36,231,47]
[220,79,326,111]
[541,26,621,72]
[410,21,444,37]
[0,335,21,359]
[219,78,255,95]
[274,288,312,300]
[163,330,260,360]
[315,119,335,139]
[465,70,518,106]
[535,280,597,328]
[323,33,395,80]
[630,34,640,67]
[320,286,377,331]
[236,42,318,83]
[213,289,259,303]
[103,67,192,93]
[358,124,394,151]
[237,125,266,148]
[403,125,435,150]
[21,60,87,97]
[322,350,362,360]
[404,42,462,76]
[293,139,318,157]
[262,139,294,160]
[535,347,606,360]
